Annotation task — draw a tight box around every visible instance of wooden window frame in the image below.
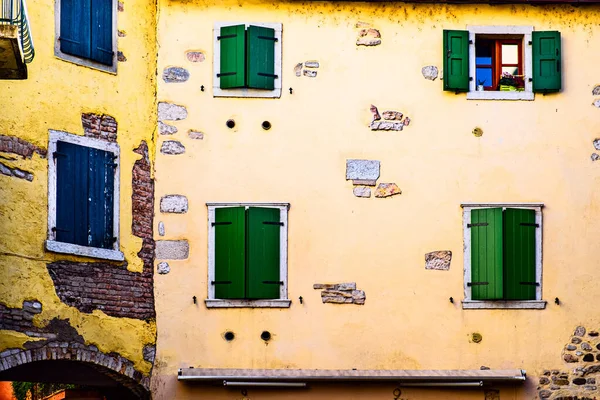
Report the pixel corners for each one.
[476,38,523,91]
[461,203,545,310]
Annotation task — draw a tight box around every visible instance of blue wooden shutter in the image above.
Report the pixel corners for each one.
[503,208,537,300]
[443,30,470,92]
[219,25,247,89]
[470,208,504,300]
[55,142,89,246]
[247,207,281,299]
[90,0,113,65]
[246,25,277,90]
[532,31,561,93]
[60,0,92,59]
[88,148,115,249]
[214,207,246,299]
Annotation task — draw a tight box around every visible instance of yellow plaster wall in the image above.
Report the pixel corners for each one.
[153,1,600,398]
[0,0,158,377]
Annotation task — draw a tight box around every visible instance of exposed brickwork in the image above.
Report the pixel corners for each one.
[81,113,118,142]
[0,135,47,158]
[132,141,155,273]
[46,261,155,320]
[0,301,45,336]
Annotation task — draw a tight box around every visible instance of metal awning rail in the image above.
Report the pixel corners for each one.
[178,368,526,386]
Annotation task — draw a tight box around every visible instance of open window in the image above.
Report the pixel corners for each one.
[443,26,561,100]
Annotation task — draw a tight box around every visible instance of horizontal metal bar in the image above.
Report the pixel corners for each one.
[467,282,489,286]
[263,221,283,226]
[262,281,283,285]
[217,72,236,77]
[257,72,279,78]
[520,223,539,227]
[217,34,236,40]
[211,281,232,285]
[519,282,540,286]
[401,381,483,387]
[467,223,488,228]
[212,222,232,226]
[224,381,305,388]
[257,36,278,42]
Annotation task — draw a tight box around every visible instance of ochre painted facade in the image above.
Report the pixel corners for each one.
[0,0,158,395]
[152,1,600,399]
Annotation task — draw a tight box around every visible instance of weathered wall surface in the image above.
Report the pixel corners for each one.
[153,1,600,399]
[0,0,158,394]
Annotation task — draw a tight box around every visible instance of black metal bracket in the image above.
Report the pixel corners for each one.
[263,221,283,226]
[217,34,236,40]
[467,282,489,286]
[467,223,489,228]
[258,36,278,42]
[257,73,279,78]
[519,282,540,286]
[53,151,67,158]
[211,281,232,285]
[262,281,283,285]
[217,72,236,77]
[520,223,539,227]
[212,222,232,226]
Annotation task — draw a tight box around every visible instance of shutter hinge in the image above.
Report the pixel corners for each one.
[262,281,284,285]
[467,222,489,228]
[53,151,67,158]
[263,221,284,226]
[257,73,279,78]
[211,281,232,285]
[212,222,232,226]
[52,226,69,232]
[112,237,118,243]
[258,35,278,42]
[217,34,236,40]
[467,282,489,286]
[528,40,532,45]
[469,40,473,44]
[217,72,236,77]
[519,223,540,227]
[519,282,540,286]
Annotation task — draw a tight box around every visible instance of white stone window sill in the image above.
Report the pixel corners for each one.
[462,300,546,310]
[205,299,291,308]
[45,240,125,261]
[466,91,534,101]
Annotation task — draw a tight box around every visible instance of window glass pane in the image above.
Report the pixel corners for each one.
[501,66,519,75]
[476,57,492,66]
[476,67,493,87]
[501,44,518,64]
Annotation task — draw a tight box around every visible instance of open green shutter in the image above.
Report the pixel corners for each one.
[214,207,246,299]
[247,25,276,90]
[87,148,114,249]
[470,208,503,300]
[532,31,561,93]
[219,25,246,89]
[443,30,469,92]
[60,0,92,59]
[55,142,89,247]
[503,208,536,300]
[247,207,281,299]
[90,0,113,65]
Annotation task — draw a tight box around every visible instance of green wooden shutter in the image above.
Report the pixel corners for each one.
[503,208,536,300]
[55,142,89,247]
[60,0,92,59]
[246,26,276,90]
[532,31,561,93]
[470,208,503,300]
[443,30,470,92]
[90,0,113,65]
[214,207,246,299]
[219,25,246,89]
[247,207,281,299]
[87,148,114,249]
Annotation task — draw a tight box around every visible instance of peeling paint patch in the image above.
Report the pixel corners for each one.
[375,183,401,198]
[0,162,33,181]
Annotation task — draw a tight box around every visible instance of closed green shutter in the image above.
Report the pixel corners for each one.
[214,207,246,299]
[90,0,113,65]
[532,31,561,93]
[219,25,246,89]
[60,0,92,59]
[470,208,504,300]
[443,30,470,92]
[88,148,114,249]
[246,26,276,90]
[55,142,90,247]
[503,208,536,300]
[247,207,281,299]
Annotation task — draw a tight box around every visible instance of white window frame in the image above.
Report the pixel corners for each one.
[54,0,118,74]
[466,26,534,101]
[461,203,545,310]
[206,202,290,308]
[46,130,124,261]
[213,22,282,99]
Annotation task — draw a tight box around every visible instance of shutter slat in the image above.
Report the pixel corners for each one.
[60,0,92,59]
[471,208,503,300]
[87,148,114,249]
[247,26,276,90]
[55,142,77,244]
[247,207,280,299]
[504,208,536,300]
[214,207,246,299]
[443,30,470,92]
[532,31,561,92]
[219,25,246,89]
[90,0,113,65]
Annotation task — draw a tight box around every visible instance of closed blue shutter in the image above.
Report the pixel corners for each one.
[90,0,113,65]
[88,148,115,248]
[60,0,92,59]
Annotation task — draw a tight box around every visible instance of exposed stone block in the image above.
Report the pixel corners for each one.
[155,240,189,260]
[294,63,303,77]
[304,61,319,68]
[382,111,403,121]
[352,179,376,186]
[160,140,185,155]
[303,69,317,77]
[22,301,42,314]
[186,51,205,63]
[370,104,381,122]
[188,130,204,140]
[0,162,33,181]
[158,221,165,236]
[357,28,381,46]
[353,186,371,198]
[370,120,404,131]
[564,354,579,363]
[425,251,452,270]
[162,66,190,83]
[593,99,600,108]
[159,122,178,135]
[118,30,126,37]
[160,195,188,213]
[593,85,600,96]
[142,345,156,363]
[117,51,127,62]
[375,183,401,198]
[157,262,170,275]
[314,282,364,305]
[582,342,593,351]
[346,159,380,181]
[422,65,438,81]
[158,102,188,121]
[575,326,587,337]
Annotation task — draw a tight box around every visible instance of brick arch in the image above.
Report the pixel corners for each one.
[0,342,150,399]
